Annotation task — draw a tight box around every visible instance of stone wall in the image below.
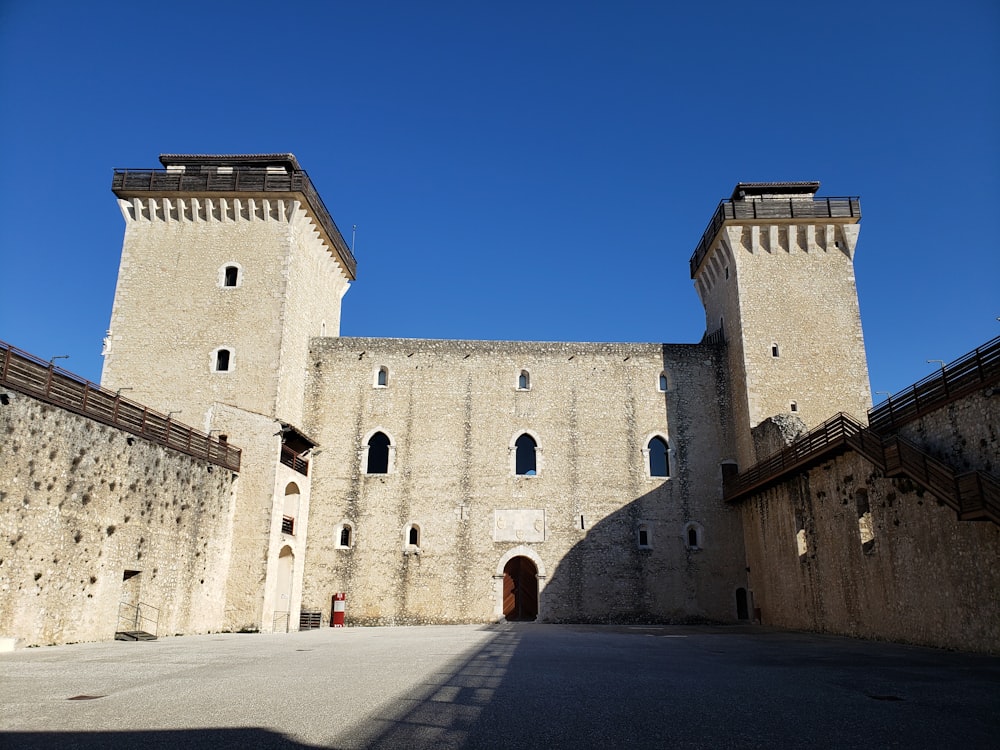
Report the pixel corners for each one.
[739,388,1000,653]
[896,388,998,475]
[301,337,746,626]
[0,389,236,646]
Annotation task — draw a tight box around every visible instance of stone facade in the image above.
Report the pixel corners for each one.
[101,194,349,428]
[301,337,745,624]
[2,156,995,653]
[740,451,1000,652]
[896,389,998,475]
[737,371,1000,652]
[0,389,235,646]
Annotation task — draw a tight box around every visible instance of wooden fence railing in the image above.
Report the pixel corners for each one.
[280,444,309,476]
[112,167,356,278]
[725,412,998,524]
[0,340,240,472]
[690,196,860,277]
[868,335,1000,433]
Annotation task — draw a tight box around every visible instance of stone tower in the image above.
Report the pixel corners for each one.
[101,154,356,632]
[690,182,871,467]
[101,154,355,429]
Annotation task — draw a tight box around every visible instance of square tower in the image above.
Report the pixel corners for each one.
[690,182,871,467]
[101,154,355,428]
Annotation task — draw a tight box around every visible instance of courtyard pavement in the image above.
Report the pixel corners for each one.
[1,623,998,749]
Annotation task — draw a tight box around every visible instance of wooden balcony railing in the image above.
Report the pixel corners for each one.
[690,196,860,278]
[280,444,309,476]
[111,167,356,279]
[868,335,1000,433]
[0,339,240,472]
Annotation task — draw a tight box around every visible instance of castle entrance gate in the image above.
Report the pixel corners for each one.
[502,556,538,621]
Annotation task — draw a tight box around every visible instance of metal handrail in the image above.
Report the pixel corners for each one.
[273,611,290,634]
[869,335,1000,433]
[111,167,356,279]
[117,601,160,636]
[689,195,860,278]
[0,339,240,471]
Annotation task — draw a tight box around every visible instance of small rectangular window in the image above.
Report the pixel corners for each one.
[771,343,780,358]
[795,512,808,559]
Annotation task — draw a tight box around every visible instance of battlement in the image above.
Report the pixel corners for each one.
[112,155,356,279]
[690,185,860,278]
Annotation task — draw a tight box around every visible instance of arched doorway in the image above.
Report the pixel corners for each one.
[503,556,538,621]
[275,546,294,632]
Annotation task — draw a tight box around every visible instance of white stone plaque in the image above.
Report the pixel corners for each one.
[493,509,545,542]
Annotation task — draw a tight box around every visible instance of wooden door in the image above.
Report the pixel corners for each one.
[502,556,538,621]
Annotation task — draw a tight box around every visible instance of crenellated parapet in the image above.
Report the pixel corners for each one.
[690,184,859,271]
[112,153,356,280]
[694,221,861,305]
[690,182,871,467]
[117,196,346,280]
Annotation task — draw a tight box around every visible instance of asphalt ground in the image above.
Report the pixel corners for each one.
[1,623,998,749]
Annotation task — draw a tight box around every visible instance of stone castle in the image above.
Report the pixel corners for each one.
[1,154,997,651]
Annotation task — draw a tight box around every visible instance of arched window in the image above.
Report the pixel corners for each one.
[366,432,390,474]
[375,366,389,388]
[647,436,669,477]
[684,522,703,550]
[214,348,232,372]
[408,525,420,546]
[339,524,352,548]
[282,483,300,535]
[658,373,668,392]
[219,262,242,288]
[334,522,353,549]
[517,370,530,390]
[515,433,537,476]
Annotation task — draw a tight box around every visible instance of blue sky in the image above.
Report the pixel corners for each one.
[1,1,997,396]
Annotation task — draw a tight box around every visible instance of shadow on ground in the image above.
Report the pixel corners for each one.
[5,624,999,749]
[0,728,319,750]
